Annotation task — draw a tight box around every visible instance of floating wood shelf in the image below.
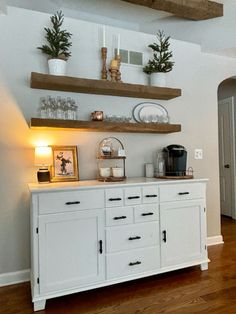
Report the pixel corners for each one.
[30,72,181,100]
[30,118,181,134]
[122,0,223,21]
[97,156,126,159]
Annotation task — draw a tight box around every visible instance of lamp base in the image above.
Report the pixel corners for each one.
[37,168,50,184]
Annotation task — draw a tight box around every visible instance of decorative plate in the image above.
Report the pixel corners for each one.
[132,102,169,123]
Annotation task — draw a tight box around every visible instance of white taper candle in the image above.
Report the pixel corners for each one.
[117,33,120,55]
[102,25,106,47]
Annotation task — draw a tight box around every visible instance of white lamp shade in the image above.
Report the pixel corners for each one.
[35,146,52,166]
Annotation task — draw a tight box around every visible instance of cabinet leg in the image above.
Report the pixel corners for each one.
[200,262,208,271]
[33,300,46,311]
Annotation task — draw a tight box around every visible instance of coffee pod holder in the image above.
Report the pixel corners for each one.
[97,137,126,182]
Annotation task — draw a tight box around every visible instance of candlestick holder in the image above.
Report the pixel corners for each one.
[116,54,122,82]
[109,67,118,82]
[109,58,118,82]
[101,47,108,80]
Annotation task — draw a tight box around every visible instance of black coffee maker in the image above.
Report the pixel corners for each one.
[163,145,187,176]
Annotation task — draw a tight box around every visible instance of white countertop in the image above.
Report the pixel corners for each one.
[28,177,208,193]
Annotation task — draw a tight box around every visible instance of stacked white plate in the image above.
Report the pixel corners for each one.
[132,102,169,123]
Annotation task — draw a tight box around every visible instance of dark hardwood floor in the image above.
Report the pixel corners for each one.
[1,216,236,314]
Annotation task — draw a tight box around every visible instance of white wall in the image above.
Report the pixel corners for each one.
[0,6,236,275]
[140,0,236,57]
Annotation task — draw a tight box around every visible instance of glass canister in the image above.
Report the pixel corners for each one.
[100,138,113,156]
[156,152,165,177]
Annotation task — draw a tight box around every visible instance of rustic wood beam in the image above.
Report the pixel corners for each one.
[122,0,223,20]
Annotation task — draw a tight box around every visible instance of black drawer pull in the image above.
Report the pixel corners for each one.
[178,192,190,195]
[127,196,140,200]
[109,198,122,201]
[129,261,141,266]
[99,240,103,254]
[163,230,167,243]
[145,194,157,198]
[141,212,154,216]
[128,236,141,241]
[113,216,127,220]
[65,201,80,205]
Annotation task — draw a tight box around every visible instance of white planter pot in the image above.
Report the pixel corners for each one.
[48,59,67,76]
[150,72,167,87]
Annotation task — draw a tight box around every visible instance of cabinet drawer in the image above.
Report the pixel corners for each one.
[106,247,160,280]
[159,183,205,202]
[142,186,158,203]
[106,222,159,253]
[134,204,158,223]
[106,207,133,226]
[124,187,141,206]
[105,189,123,207]
[38,189,105,214]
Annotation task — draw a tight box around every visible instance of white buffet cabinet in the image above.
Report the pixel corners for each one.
[29,178,208,311]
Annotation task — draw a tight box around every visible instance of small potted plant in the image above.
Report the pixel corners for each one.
[143,30,174,87]
[38,11,72,76]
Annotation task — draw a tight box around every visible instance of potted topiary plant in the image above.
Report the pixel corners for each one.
[38,11,72,76]
[143,30,174,87]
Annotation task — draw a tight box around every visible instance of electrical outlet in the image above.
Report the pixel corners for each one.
[195,149,203,160]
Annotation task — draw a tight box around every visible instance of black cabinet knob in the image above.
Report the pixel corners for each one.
[113,216,127,220]
[109,198,122,201]
[162,230,167,243]
[65,201,80,205]
[99,240,103,254]
[141,212,154,216]
[178,192,189,195]
[145,194,157,198]
[128,236,141,241]
[127,196,140,200]
[129,261,141,266]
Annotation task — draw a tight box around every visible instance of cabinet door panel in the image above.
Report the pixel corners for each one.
[134,204,159,223]
[38,209,105,294]
[105,189,124,207]
[124,187,142,206]
[106,247,160,280]
[142,186,158,204]
[160,200,206,268]
[106,222,159,253]
[39,190,104,214]
[159,183,205,203]
[106,206,133,226]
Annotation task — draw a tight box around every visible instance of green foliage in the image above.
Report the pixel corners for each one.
[37,11,72,60]
[143,30,174,74]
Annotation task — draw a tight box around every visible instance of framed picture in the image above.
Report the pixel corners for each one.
[50,146,79,182]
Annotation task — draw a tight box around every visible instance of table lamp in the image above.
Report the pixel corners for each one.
[35,146,52,183]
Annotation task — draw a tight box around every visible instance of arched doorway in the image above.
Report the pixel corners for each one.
[218,78,236,220]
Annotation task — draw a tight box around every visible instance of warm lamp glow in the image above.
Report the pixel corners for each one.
[35,146,52,166]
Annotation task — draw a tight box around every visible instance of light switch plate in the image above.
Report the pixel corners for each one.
[195,149,203,159]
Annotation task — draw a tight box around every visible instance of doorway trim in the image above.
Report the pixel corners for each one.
[218,96,236,219]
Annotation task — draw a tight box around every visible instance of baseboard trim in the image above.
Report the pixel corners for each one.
[0,269,30,287]
[207,235,224,246]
